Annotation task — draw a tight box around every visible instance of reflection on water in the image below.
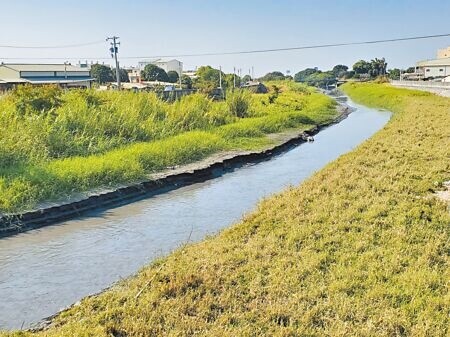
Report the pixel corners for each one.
[0,99,391,329]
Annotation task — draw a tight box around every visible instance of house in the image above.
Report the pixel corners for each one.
[125,67,141,83]
[0,63,94,91]
[138,59,183,76]
[402,46,450,81]
[240,81,268,93]
[415,57,450,80]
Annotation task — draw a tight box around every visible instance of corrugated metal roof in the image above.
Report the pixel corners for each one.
[1,63,90,72]
[0,77,93,84]
[23,77,94,84]
[416,57,450,67]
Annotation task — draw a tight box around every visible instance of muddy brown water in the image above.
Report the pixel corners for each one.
[0,98,391,330]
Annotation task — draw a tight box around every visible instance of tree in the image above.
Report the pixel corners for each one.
[305,71,336,88]
[180,75,193,89]
[224,73,235,89]
[167,71,179,83]
[406,67,415,73]
[141,64,169,82]
[91,64,114,84]
[352,60,371,75]
[343,70,355,79]
[294,68,319,82]
[194,66,223,92]
[112,68,129,83]
[242,75,252,83]
[369,58,387,77]
[388,68,401,80]
[331,64,348,78]
[260,71,285,81]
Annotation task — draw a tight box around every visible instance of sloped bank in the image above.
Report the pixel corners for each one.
[0,102,351,238]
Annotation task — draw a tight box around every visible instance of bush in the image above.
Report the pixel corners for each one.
[226,89,251,118]
[11,84,62,115]
[167,71,179,83]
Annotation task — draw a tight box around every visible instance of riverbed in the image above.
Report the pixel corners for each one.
[0,98,391,330]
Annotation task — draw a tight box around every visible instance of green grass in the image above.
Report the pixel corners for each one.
[0,82,337,213]
[2,83,448,336]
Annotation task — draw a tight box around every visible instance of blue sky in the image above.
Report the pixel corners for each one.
[1,0,449,75]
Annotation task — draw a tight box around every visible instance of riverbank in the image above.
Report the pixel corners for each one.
[0,82,337,217]
[0,100,349,238]
[3,83,449,336]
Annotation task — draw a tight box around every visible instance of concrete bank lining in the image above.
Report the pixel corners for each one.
[0,102,352,238]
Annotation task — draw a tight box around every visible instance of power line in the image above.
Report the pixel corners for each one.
[1,33,449,60]
[0,40,105,49]
[125,33,450,59]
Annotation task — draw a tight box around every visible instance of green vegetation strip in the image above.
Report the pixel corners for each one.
[0,82,337,214]
[4,83,449,336]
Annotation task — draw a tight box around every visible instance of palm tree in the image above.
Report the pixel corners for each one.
[370,58,388,77]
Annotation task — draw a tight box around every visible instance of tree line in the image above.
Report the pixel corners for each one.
[91,57,409,92]
[259,57,415,88]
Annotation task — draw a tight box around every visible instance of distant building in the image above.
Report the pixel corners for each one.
[240,81,268,93]
[182,70,197,79]
[0,63,94,91]
[415,57,450,79]
[401,46,450,81]
[138,59,183,75]
[125,67,141,83]
[437,46,450,59]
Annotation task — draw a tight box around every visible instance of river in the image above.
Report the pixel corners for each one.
[0,98,391,330]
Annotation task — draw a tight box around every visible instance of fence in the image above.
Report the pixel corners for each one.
[391,80,450,89]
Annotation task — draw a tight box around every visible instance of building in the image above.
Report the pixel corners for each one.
[240,81,268,93]
[182,70,197,79]
[401,46,450,81]
[437,46,450,59]
[138,59,183,75]
[415,57,450,79]
[0,63,94,91]
[125,67,141,83]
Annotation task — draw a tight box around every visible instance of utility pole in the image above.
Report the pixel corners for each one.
[219,66,224,99]
[179,63,182,89]
[233,67,236,88]
[63,61,68,91]
[107,36,121,90]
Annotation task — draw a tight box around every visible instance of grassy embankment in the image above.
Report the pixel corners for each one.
[0,82,337,214]
[3,85,448,336]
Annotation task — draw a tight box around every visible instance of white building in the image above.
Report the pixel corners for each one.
[416,57,450,79]
[125,67,141,83]
[138,59,183,76]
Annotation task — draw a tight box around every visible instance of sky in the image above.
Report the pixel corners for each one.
[0,0,449,76]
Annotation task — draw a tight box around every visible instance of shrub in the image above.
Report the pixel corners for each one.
[226,89,251,118]
[11,84,62,115]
